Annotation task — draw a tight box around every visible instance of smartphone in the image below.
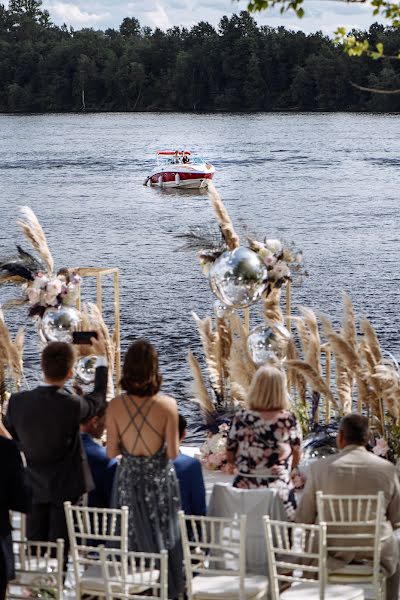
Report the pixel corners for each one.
[72,331,98,345]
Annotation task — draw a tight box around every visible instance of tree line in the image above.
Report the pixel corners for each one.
[1,0,400,112]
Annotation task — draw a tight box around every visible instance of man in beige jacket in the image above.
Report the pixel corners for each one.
[296,413,400,600]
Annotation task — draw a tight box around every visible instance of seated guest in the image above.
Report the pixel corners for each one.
[296,413,400,600]
[80,406,118,508]
[0,422,31,600]
[4,336,108,565]
[173,414,206,516]
[226,365,302,520]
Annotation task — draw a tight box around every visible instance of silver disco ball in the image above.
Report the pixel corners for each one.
[75,355,97,385]
[40,305,82,343]
[247,324,291,365]
[209,247,268,308]
[213,300,234,319]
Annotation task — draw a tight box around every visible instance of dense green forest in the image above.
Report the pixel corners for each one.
[1,0,400,112]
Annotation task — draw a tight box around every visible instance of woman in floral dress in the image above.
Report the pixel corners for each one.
[226,365,302,520]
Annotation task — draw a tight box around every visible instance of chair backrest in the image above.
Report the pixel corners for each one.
[263,516,327,600]
[64,501,129,582]
[178,510,246,598]
[316,492,383,566]
[99,547,168,600]
[9,538,64,600]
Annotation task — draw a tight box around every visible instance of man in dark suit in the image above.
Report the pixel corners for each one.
[0,423,31,600]
[173,414,206,517]
[80,405,118,508]
[4,337,108,562]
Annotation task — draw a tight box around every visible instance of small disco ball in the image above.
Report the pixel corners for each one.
[40,305,81,343]
[213,300,234,319]
[247,324,291,365]
[75,355,97,385]
[302,430,338,461]
[209,247,268,309]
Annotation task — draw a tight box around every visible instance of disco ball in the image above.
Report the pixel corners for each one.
[302,430,338,461]
[247,324,291,365]
[209,247,268,308]
[213,300,234,319]
[75,354,97,385]
[40,305,81,343]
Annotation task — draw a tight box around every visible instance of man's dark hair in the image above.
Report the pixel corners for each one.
[81,404,107,426]
[178,414,187,439]
[339,413,369,446]
[41,342,75,381]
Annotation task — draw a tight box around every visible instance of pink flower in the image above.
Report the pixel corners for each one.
[43,292,59,306]
[27,287,41,305]
[46,279,62,296]
[373,438,389,457]
[271,261,290,280]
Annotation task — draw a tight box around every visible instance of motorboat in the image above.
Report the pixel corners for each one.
[145,150,215,189]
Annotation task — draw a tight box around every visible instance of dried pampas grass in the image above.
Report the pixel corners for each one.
[263,287,283,325]
[207,183,239,251]
[0,310,24,389]
[360,318,382,366]
[188,350,215,415]
[300,307,321,374]
[286,338,307,404]
[18,207,54,274]
[192,312,222,395]
[285,359,339,413]
[342,292,357,348]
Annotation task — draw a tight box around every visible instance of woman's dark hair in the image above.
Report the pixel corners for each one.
[120,339,162,397]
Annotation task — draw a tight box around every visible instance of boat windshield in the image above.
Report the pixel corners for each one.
[156,153,204,166]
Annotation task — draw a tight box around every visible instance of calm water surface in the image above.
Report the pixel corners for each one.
[1,112,399,440]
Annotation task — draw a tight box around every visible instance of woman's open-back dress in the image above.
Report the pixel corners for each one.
[115,394,183,598]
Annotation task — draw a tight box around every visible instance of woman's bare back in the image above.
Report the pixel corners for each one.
[106,392,179,459]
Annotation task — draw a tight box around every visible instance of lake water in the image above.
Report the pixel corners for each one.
[1,112,400,440]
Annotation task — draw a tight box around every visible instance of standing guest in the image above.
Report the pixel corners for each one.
[4,336,108,564]
[80,406,118,508]
[173,414,206,517]
[296,413,400,600]
[0,422,31,600]
[226,365,302,520]
[106,339,184,599]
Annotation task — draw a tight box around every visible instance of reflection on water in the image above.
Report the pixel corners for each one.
[1,112,400,442]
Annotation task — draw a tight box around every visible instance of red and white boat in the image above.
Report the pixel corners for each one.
[145,150,215,189]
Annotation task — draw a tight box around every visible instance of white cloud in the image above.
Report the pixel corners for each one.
[40,0,388,34]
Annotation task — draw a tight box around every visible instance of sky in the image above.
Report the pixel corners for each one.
[38,0,387,36]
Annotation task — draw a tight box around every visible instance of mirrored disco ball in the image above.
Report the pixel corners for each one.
[75,355,97,385]
[209,247,268,308]
[213,300,234,319]
[302,432,338,461]
[40,305,82,342]
[247,324,290,365]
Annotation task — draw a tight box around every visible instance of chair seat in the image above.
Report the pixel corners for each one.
[281,582,364,600]
[192,574,268,599]
[80,563,160,593]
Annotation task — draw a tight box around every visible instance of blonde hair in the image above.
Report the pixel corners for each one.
[246,365,290,411]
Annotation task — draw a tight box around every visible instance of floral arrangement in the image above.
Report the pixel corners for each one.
[200,423,232,472]
[27,268,81,318]
[248,237,304,293]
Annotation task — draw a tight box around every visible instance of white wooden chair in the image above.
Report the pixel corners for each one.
[263,517,365,600]
[99,546,168,600]
[178,510,268,600]
[64,501,129,599]
[7,538,64,600]
[316,492,386,600]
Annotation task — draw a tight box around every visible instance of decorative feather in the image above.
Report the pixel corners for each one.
[2,297,28,311]
[18,206,54,274]
[285,359,339,412]
[263,287,283,325]
[188,350,215,415]
[0,273,27,286]
[192,312,221,395]
[175,225,226,255]
[207,182,240,251]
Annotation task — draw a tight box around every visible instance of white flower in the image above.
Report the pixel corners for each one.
[373,438,389,457]
[271,261,290,280]
[265,239,282,254]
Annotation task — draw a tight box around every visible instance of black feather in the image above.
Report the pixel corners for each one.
[175,225,227,254]
[0,245,45,281]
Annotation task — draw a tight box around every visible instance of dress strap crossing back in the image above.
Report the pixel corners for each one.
[119,394,164,456]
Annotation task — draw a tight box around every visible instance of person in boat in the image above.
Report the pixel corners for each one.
[182,154,189,164]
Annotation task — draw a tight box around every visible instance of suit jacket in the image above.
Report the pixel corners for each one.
[80,433,118,508]
[173,453,206,516]
[295,445,400,576]
[4,366,108,504]
[0,437,32,537]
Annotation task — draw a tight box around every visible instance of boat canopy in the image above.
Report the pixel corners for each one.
[157,150,191,156]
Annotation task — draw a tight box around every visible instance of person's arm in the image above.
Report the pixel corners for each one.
[290,414,303,469]
[0,421,11,439]
[106,400,120,459]
[6,441,32,514]
[295,464,317,524]
[189,459,207,516]
[3,394,18,440]
[78,335,108,422]
[165,398,179,460]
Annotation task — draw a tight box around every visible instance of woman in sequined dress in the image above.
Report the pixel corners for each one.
[226,365,302,521]
[106,339,183,598]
